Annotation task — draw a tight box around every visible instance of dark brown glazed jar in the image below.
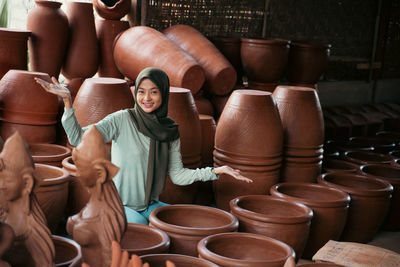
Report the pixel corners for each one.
[29,143,71,167]
[93,0,131,20]
[342,151,393,165]
[140,254,217,267]
[27,0,69,79]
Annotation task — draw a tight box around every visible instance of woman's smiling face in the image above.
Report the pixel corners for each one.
[136,78,162,113]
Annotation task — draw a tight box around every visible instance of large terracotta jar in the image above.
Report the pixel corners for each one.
[342,151,393,165]
[318,172,393,243]
[93,0,131,20]
[52,235,82,267]
[0,28,31,79]
[159,88,202,204]
[29,143,71,167]
[0,122,56,144]
[214,90,283,211]
[270,182,350,259]
[230,195,313,260]
[197,232,295,267]
[120,223,170,256]
[247,81,278,93]
[286,41,331,85]
[114,26,205,94]
[95,19,130,78]
[241,38,290,84]
[149,204,238,257]
[140,254,217,267]
[163,25,236,96]
[359,164,400,230]
[62,1,99,79]
[27,0,69,78]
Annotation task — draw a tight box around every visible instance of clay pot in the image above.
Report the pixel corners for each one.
[318,172,393,243]
[33,163,70,234]
[114,26,205,94]
[193,91,214,116]
[389,150,400,159]
[297,264,343,267]
[120,223,170,256]
[73,77,134,127]
[0,121,56,144]
[393,158,400,168]
[324,140,374,154]
[62,1,99,79]
[247,81,278,92]
[0,28,31,79]
[0,70,59,125]
[286,41,331,84]
[230,195,313,260]
[29,143,71,167]
[270,182,350,259]
[198,232,295,267]
[95,19,130,78]
[93,0,131,20]
[53,235,82,267]
[241,38,290,84]
[349,136,396,154]
[210,92,231,120]
[214,90,283,210]
[279,160,322,183]
[322,158,359,173]
[149,204,238,257]
[359,164,400,230]
[27,0,69,78]
[164,25,236,96]
[65,78,85,101]
[140,254,217,267]
[376,131,400,144]
[342,151,393,165]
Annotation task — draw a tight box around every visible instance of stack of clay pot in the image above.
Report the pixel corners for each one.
[213,90,283,211]
[273,85,324,183]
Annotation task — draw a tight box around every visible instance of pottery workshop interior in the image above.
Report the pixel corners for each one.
[0,0,400,266]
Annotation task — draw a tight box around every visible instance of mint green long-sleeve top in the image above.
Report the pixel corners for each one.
[62,108,218,211]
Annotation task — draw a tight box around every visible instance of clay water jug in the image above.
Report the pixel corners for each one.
[114,26,205,94]
[27,0,69,78]
[93,0,131,20]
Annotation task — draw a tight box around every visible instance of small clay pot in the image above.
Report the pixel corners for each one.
[342,151,393,165]
[0,121,56,144]
[198,232,295,267]
[29,143,71,167]
[93,0,131,20]
[140,254,217,267]
[318,172,393,243]
[230,195,313,260]
[120,223,170,256]
[322,158,359,173]
[53,235,82,267]
[149,204,238,257]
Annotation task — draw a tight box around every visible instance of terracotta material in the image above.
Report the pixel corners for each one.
[95,19,130,78]
[280,160,322,183]
[0,70,59,125]
[29,143,71,167]
[164,25,236,96]
[0,28,31,79]
[27,0,69,78]
[389,150,400,158]
[0,132,55,266]
[270,182,350,259]
[120,223,170,256]
[247,81,278,92]
[318,172,393,243]
[149,204,238,257]
[287,41,331,84]
[230,195,313,260]
[198,232,295,267]
[214,90,283,210]
[393,158,400,168]
[297,264,343,267]
[349,136,396,154]
[114,26,205,94]
[62,1,99,79]
[241,38,290,84]
[53,235,82,267]
[210,92,231,120]
[359,164,400,230]
[65,78,85,101]
[342,151,393,165]
[140,254,217,267]
[193,91,214,116]
[0,222,14,266]
[0,121,56,144]
[93,0,131,20]
[322,158,359,173]
[324,140,374,153]
[376,131,400,143]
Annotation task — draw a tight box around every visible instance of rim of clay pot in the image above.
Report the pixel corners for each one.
[97,0,125,9]
[322,158,359,173]
[34,163,70,187]
[120,223,170,255]
[270,182,350,208]
[393,158,400,167]
[343,151,393,165]
[359,164,400,185]
[149,204,238,236]
[230,195,313,224]
[389,150,400,158]
[273,85,318,101]
[198,232,295,265]
[61,156,77,176]
[241,37,290,46]
[349,136,396,148]
[35,0,62,8]
[140,253,218,267]
[376,131,400,142]
[29,143,71,163]
[318,172,393,197]
[290,40,331,49]
[0,28,31,39]
[325,140,374,152]
[52,235,82,267]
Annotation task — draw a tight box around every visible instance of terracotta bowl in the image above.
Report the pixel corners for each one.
[270,182,350,259]
[140,254,217,267]
[149,204,238,257]
[198,232,295,267]
[342,151,393,165]
[318,172,393,243]
[322,158,359,173]
[230,195,313,260]
[53,235,82,267]
[29,143,71,167]
[120,223,170,256]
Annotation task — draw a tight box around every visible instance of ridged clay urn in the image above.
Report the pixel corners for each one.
[93,0,131,20]
[0,28,31,79]
[359,164,400,230]
[197,232,295,267]
[0,122,56,144]
[342,151,393,165]
[114,26,205,94]
[318,172,393,243]
[322,158,359,173]
[29,143,71,167]
[52,235,82,267]
[27,0,69,78]
[149,204,238,257]
[163,25,236,96]
[62,1,99,79]
[214,89,283,211]
[270,182,350,259]
[140,254,217,267]
[230,195,313,261]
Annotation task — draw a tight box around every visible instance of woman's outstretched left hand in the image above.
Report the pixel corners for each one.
[214,166,253,183]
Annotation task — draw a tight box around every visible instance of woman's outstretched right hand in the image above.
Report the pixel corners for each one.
[35,77,73,108]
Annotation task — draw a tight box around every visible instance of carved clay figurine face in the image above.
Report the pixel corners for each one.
[136,78,162,113]
[0,170,25,202]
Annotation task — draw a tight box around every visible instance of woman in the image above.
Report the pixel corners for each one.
[35,67,252,224]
